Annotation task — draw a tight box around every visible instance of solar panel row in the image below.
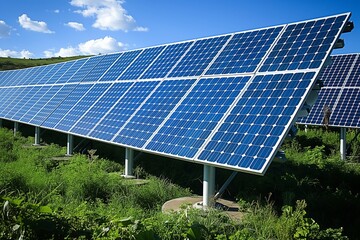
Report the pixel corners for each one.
[298,53,360,129]
[0,13,352,175]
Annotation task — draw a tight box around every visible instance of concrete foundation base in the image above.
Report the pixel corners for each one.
[162,196,243,220]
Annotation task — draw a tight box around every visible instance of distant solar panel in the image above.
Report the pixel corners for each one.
[0,13,352,175]
[298,53,360,129]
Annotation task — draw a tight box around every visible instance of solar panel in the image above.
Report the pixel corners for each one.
[140,42,192,79]
[69,82,133,135]
[99,51,141,81]
[145,76,250,158]
[88,80,160,140]
[298,53,360,129]
[41,84,94,128]
[168,35,230,77]
[113,79,195,147]
[118,46,165,80]
[0,12,352,175]
[53,83,112,131]
[84,53,121,82]
[56,58,90,83]
[205,27,283,75]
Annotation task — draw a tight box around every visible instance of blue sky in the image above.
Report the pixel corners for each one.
[0,0,359,58]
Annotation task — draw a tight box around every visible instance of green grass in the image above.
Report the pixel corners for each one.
[0,56,89,71]
[0,127,359,239]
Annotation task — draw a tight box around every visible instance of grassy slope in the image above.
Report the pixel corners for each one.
[0,56,90,71]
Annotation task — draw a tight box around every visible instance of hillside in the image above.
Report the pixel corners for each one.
[0,56,90,71]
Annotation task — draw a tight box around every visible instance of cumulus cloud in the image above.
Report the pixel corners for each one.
[0,49,34,58]
[54,9,60,13]
[18,14,54,33]
[70,0,148,32]
[66,21,86,31]
[0,20,11,38]
[44,36,125,57]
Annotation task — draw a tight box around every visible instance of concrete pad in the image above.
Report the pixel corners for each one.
[162,196,244,220]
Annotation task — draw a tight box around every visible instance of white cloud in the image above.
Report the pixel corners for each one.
[44,36,125,57]
[66,21,86,31]
[0,20,11,38]
[0,49,34,58]
[70,0,147,32]
[18,14,54,33]
[54,9,60,13]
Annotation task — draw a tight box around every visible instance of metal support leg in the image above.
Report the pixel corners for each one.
[305,124,308,133]
[214,172,237,200]
[34,127,40,145]
[124,148,134,178]
[203,165,215,208]
[340,127,346,160]
[14,122,19,136]
[66,134,74,156]
[0,119,3,128]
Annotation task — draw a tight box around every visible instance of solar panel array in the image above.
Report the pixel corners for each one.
[0,13,351,175]
[298,53,360,129]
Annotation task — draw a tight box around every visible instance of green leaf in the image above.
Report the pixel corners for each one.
[39,205,52,213]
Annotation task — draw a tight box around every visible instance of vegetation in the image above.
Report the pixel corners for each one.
[0,56,89,71]
[1,127,359,239]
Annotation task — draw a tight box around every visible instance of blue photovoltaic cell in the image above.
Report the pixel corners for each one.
[12,69,31,85]
[319,54,357,87]
[69,82,133,136]
[330,88,360,127]
[55,58,88,83]
[119,46,165,80]
[10,86,45,120]
[46,61,76,84]
[260,14,348,72]
[113,79,195,147]
[346,56,360,87]
[0,88,24,116]
[54,83,111,132]
[141,42,193,79]
[19,86,61,123]
[8,68,28,85]
[16,68,37,86]
[23,66,46,86]
[29,65,55,85]
[67,56,104,83]
[145,76,250,158]
[89,81,159,141]
[3,87,34,119]
[83,53,121,82]
[29,85,77,125]
[38,64,64,84]
[99,50,141,81]
[168,35,230,77]
[206,27,283,75]
[298,88,341,126]
[41,84,93,129]
[2,71,18,86]
[0,88,18,115]
[198,72,315,171]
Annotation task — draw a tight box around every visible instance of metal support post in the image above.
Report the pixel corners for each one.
[203,165,215,208]
[34,127,40,145]
[66,134,74,156]
[124,148,134,178]
[340,127,346,160]
[214,171,237,200]
[0,119,2,128]
[305,124,308,133]
[14,122,19,136]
